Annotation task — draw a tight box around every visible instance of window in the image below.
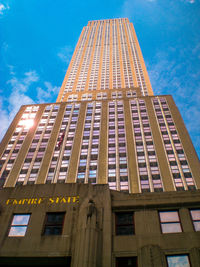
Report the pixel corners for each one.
[190,209,200,231]
[116,257,137,267]
[115,212,134,235]
[166,255,190,267]
[43,212,65,235]
[8,214,31,237]
[159,211,182,233]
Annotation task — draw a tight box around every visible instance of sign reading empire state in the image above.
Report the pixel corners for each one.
[6,196,79,205]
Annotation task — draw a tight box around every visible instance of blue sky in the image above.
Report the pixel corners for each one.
[0,0,199,158]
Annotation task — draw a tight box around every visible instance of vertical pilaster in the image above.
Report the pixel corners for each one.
[124,99,140,193]
[67,103,86,182]
[85,22,100,92]
[97,22,106,90]
[116,20,125,89]
[98,101,108,184]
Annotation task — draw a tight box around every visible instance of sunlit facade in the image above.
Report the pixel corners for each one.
[57,18,153,102]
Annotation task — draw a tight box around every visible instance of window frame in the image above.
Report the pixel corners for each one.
[42,212,65,236]
[159,210,182,234]
[8,213,31,237]
[116,256,137,267]
[115,212,135,236]
[166,254,191,267]
[190,209,200,232]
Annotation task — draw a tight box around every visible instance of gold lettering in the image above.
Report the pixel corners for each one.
[21,199,28,205]
[27,199,32,205]
[31,198,38,204]
[48,197,54,204]
[6,196,79,206]
[38,198,45,204]
[60,197,67,203]
[13,199,18,205]
[18,199,24,205]
[6,199,13,205]
[72,196,79,203]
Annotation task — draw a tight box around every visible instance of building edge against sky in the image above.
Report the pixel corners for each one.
[0,18,200,267]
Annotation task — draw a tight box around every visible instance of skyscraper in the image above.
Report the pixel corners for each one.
[0,18,199,267]
[57,18,153,102]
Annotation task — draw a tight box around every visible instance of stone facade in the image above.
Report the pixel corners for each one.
[0,184,199,266]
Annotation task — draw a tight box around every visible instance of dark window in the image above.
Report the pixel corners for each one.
[116,257,137,267]
[115,212,134,235]
[43,212,65,235]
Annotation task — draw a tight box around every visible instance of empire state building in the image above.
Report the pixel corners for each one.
[0,18,199,267]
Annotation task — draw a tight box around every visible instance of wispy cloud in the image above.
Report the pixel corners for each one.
[145,0,195,3]
[0,67,60,142]
[57,45,73,64]
[0,98,10,141]
[147,48,200,157]
[37,81,60,103]
[0,93,35,142]
[186,0,195,3]
[0,3,9,15]
[0,68,59,140]
[0,70,38,142]
[8,71,39,93]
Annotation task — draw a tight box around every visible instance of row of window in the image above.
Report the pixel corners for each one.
[8,209,200,238]
[115,255,191,267]
[116,209,200,236]
[62,20,149,97]
[67,90,137,102]
[8,212,193,266]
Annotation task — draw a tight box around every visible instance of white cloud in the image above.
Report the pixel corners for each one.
[0,92,35,142]
[8,91,35,118]
[0,3,9,15]
[37,81,60,103]
[147,48,200,157]
[7,65,15,75]
[0,99,10,142]
[8,70,39,93]
[0,71,38,142]
[0,67,61,142]
[57,45,73,64]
